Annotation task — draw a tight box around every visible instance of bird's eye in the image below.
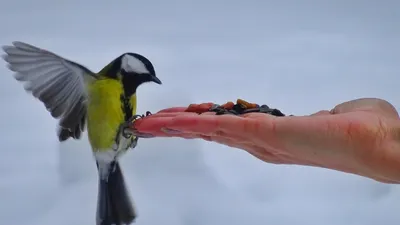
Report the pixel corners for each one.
[121,54,149,74]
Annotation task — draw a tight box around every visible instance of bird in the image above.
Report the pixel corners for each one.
[2,41,162,225]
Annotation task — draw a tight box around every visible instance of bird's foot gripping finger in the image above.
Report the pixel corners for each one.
[121,111,154,139]
[189,99,291,116]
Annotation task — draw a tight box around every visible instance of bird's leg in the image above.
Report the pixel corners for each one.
[118,111,154,141]
[129,136,139,149]
[126,112,153,148]
[121,114,144,139]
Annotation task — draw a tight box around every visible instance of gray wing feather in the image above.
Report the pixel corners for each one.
[2,41,97,141]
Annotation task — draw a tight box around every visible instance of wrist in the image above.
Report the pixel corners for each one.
[360,118,400,183]
[274,115,386,181]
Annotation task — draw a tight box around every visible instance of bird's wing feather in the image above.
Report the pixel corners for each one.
[2,41,98,140]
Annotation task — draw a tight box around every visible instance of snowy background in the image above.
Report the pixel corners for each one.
[1,1,400,225]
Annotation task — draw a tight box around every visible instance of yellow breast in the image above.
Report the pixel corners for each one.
[86,79,137,150]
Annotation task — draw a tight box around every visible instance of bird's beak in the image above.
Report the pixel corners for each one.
[151,75,162,84]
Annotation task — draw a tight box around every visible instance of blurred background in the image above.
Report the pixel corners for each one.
[0,1,399,225]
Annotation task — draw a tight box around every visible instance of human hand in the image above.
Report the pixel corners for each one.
[132,98,400,183]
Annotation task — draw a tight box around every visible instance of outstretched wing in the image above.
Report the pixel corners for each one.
[2,41,98,141]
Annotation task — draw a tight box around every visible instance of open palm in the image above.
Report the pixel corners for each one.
[132,98,400,183]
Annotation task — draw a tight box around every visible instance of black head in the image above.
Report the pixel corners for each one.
[105,52,162,96]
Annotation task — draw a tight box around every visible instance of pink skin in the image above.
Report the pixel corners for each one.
[132,98,400,184]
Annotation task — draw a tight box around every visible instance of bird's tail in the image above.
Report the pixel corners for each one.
[96,161,136,225]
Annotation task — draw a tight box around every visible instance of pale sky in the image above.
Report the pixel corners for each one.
[0,1,399,225]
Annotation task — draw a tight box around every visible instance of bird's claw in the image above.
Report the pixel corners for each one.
[121,111,154,139]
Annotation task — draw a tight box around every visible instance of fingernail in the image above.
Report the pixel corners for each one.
[161,127,182,134]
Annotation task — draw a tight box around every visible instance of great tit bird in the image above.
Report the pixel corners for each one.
[2,41,162,225]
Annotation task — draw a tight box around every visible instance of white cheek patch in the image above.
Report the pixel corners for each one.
[121,54,149,74]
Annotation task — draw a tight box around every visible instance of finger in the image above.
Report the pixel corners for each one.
[131,111,210,134]
[166,114,248,136]
[145,112,198,119]
[169,114,279,147]
[138,112,268,140]
[156,107,188,113]
[133,113,216,133]
[154,131,199,139]
[134,110,277,145]
[131,113,235,138]
[132,114,209,137]
[241,112,271,118]
[310,110,331,116]
[147,109,217,119]
[132,116,172,132]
